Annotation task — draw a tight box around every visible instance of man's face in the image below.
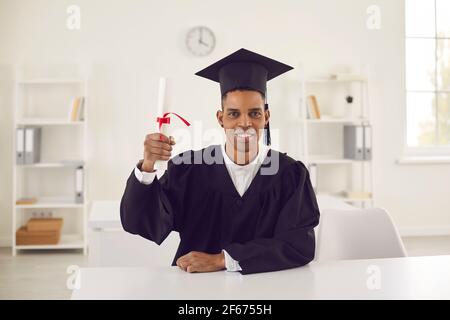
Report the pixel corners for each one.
[217,90,269,153]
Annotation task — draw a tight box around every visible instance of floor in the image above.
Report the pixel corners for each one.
[0,249,88,300]
[1,236,450,300]
[402,236,450,256]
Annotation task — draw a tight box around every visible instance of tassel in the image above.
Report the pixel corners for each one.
[264,103,271,146]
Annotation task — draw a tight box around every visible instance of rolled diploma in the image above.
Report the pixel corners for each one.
[155,77,169,172]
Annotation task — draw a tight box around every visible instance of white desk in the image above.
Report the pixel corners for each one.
[71,255,450,300]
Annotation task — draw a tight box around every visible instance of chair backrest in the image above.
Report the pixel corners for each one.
[315,207,407,262]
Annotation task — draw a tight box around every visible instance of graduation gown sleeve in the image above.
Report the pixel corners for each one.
[223,162,320,274]
[120,160,187,245]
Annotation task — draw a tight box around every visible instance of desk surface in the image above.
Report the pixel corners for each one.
[71,255,450,300]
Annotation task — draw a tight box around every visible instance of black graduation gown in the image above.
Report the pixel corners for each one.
[120,145,320,275]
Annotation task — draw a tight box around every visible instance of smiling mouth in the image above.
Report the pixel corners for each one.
[234,133,255,139]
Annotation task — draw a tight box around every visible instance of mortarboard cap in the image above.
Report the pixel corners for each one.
[195,48,293,96]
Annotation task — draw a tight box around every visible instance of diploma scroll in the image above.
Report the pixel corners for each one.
[154,77,191,171]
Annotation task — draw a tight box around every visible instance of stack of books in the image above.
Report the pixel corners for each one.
[68,97,85,122]
[16,218,63,245]
[306,95,321,119]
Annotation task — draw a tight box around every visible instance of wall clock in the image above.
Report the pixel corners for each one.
[186,26,215,56]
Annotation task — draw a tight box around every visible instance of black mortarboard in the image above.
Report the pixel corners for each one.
[195,48,293,145]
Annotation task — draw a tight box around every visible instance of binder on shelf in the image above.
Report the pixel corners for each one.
[24,127,42,164]
[363,124,372,160]
[78,97,85,121]
[75,166,84,204]
[16,128,25,164]
[343,125,364,160]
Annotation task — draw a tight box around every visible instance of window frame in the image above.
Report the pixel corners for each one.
[404,0,450,156]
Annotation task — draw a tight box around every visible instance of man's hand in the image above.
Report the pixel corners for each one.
[176,251,225,273]
[142,133,176,172]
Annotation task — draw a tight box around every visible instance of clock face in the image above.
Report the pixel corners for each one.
[186,26,215,56]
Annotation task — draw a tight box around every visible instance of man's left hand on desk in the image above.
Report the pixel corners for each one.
[176,251,225,273]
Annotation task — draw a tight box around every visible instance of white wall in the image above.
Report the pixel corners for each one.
[0,1,15,246]
[1,0,449,245]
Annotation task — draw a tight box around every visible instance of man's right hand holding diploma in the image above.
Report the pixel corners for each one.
[142,133,176,172]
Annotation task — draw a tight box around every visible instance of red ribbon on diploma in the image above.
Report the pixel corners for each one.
[156,112,191,140]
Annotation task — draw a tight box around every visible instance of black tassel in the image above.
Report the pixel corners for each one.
[264,103,271,146]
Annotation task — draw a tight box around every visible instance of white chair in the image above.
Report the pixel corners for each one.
[315,208,407,262]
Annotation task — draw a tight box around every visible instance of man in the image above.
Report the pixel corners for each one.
[120,48,320,274]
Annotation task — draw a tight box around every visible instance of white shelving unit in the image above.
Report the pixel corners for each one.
[12,77,88,255]
[295,75,374,208]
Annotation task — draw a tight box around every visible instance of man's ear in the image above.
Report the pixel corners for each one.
[264,109,270,126]
[216,109,224,127]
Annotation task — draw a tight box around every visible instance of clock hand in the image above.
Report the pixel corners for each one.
[199,28,203,44]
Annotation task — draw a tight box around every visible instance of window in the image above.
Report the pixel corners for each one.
[405,0,450,148]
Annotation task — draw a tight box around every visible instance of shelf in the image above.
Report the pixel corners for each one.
[305,77,366,83]
[15,198,84,209]
[332,192,373,203]
[306,118,369,124]
[301,73,373,209]
[17,79,84,85]
[18,161,85,168]
[13,73,88,256]
[15,203,84,209]
[17,118,84,126]
[396,156,450,165]
[318,193,373,204]
[307,157,367,164]
[15,234,84,250]
[343,197,373,203]
[289,118,370,125]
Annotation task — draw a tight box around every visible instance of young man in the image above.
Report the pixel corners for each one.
[120,48,320,274]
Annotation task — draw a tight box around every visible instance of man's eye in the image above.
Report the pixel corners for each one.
[228,112,239,118]
[250,111,262,118]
